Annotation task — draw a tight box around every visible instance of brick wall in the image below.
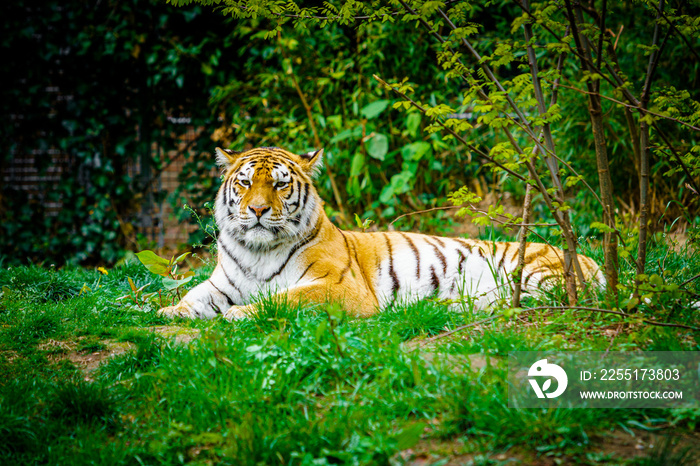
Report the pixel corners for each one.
[156,124,204,248]
[1,123,208,252]
[2,149,70,218]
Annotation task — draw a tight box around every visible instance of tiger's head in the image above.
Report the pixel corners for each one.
[213,146,324,251]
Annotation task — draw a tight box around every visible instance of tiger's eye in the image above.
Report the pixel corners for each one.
[275,181,289,190]
[239,179,251,187]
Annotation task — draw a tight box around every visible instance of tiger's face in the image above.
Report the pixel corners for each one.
[214,147,323,250]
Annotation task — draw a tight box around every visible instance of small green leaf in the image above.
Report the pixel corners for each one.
[379,184,395,203]
[136,250,170,276]
[360,100,390,119]
[366,133,389,161]
[395,422,425,450]
[330,125,363,144]
[401,141,432,161]
[590,222,615,234]
[649,274,663,287]
[174,252,191,264]
[314,320,328,343]
[350,152,365,176]
[406,113,421,135]
[354,213,364,229]
[162,275,193,291]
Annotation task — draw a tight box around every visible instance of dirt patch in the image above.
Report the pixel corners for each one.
[149,325,201,345]
[66,340,134,380]
[416,351,499,375]
[0,349,20,366]
[396,428,700,465]
[397,441,551,466]
[403,331,501,374]
[44,326,201,381]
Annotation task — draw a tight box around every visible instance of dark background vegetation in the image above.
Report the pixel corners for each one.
[1,0,698,267]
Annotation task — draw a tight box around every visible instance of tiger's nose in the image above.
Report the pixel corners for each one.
[249,205,270,218]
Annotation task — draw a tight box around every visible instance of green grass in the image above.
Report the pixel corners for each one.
[1,238,699,465]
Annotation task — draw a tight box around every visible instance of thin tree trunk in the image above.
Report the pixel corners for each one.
[522,1,580,304]
[636,0,665,291]
[565,0,619,296]
[623,108,642,177]
[589,99,619,293]
[513,183,533,308]
[604,44,643,180]
[637,118,651,283]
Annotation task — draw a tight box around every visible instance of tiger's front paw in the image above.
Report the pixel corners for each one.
[223,304,256,321]
[158,303,197,319]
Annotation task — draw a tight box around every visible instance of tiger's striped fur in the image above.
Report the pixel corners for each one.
[158,146,604,320]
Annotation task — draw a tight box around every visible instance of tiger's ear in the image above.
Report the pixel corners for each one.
[299,148,324,177]
[215,147,242,168]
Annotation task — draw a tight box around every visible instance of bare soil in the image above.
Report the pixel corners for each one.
[43,326,201,381]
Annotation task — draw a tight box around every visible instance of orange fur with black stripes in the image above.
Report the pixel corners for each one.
[158,146,603,320]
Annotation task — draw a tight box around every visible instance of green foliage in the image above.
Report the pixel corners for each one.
[1,1,238,265]
[353,213,374,232]
[193,14,474,229]
[0,265,80,304]
[136,250,194,293]
[376,299,459,340]
[116,250,207,310]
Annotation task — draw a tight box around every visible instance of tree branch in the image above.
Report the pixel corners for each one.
[545,81,700,133]
[651,123,700,197]
[389,206,460,227]
[595,0,607,71]
[372,75,528,184]
[648,0,700,64]
[422,305,700,344]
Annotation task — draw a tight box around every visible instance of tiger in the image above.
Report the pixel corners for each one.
[158,146,604,321]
